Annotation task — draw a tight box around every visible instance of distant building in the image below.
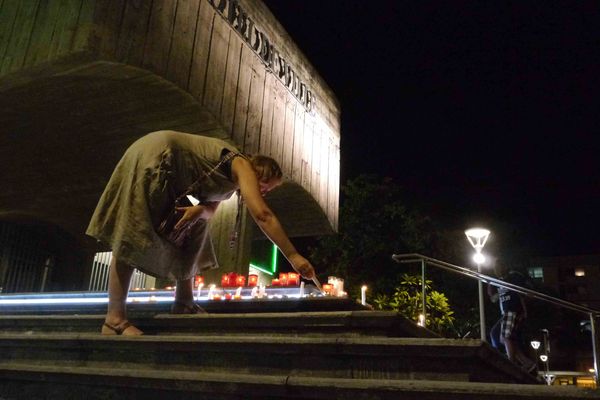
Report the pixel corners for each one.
[528,254,600,309]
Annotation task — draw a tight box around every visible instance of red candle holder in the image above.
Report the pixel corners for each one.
[271,278,281,286]
[221,273,230,288]
[248,274,258,287]
[224,293,232,301]
[235,275,246,287]
[221,272,239,287]
[287,272,299,286]
[194,275,204,288]
[279,273,288,286]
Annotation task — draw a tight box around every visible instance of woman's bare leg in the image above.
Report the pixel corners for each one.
[172,277,206,313]
[175,277,194,303]
[102,257,143,335]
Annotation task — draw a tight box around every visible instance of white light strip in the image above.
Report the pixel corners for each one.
[0,294,305,306]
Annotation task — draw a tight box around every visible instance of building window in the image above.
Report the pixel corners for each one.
[527,267,544,280]
[574,268,586,277]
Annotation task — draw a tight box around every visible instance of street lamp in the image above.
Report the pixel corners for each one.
[465,228,491,342]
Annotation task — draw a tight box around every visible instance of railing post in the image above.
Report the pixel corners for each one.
[478,263,486,342]
[590,313,600,388]
[421,259,426,327]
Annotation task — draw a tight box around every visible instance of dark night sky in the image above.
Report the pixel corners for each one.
[263,1,600,257]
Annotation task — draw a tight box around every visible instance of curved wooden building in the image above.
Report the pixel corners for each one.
[0,0,340,291]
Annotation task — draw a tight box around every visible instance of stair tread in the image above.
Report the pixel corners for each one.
[0,363,597,399]
[0,332,479,347]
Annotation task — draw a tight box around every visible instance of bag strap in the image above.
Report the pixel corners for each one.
[175,151,245,204]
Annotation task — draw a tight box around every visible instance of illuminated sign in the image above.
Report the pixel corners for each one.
[208,0,315,112]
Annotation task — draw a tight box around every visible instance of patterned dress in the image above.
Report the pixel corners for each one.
[86,131,240,280]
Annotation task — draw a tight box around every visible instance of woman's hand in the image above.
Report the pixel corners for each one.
[173,205,207,230]
[288,253,316,280]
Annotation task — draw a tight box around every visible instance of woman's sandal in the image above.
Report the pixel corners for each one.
[170,300,207,314]
[101,321,143,336]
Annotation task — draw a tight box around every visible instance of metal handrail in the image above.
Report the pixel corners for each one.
[392,253,600,387]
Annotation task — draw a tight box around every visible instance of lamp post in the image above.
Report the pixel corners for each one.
[465,228,491,342]
[540,328,552,384]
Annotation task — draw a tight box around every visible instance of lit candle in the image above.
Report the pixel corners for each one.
[328,277,338,296]
[299,281,305,297]
[334,278,344,297]
[208,284,216,300]
[322,284,333,295]
[250,286,258,298]
[196,283,204,301]
[287,273,299,286]
[279,273,288,286]
[361,285,367,306]
[213,293,222,301]
[258,284,266,299]
[235,275,246,287]
[271,278,281,286]
[248,274,258,287]
[235,287,242,297]
[221,273,230,288]
[224,293,232,301]
[233,294,242,300]
[194,275,204,288]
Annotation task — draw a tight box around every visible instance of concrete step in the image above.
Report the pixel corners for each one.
[0,311,438,338]
[0,364,597,400]
[0,333,536,384]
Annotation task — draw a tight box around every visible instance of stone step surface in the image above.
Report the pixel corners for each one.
[0,332,536,384]
[0,311,438,338]
[0,364,598,400]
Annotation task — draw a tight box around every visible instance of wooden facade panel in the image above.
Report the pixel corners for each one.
[281,92,296,177]
[221,32,242,137]
[142,0,177,76]
[165,0,200,89]
[23,0,62,67]
[319,129,330,218]
[291,101,304,182]
[47,0,83,60]
[331,143,340,229]
[0,0,39,75]
[301,114,314,191]
[0,0,20,69]
[258,72,276,156]
[187,0,213,100]
[115,0,152,66]
[72,0,95,51]
[231,44,252,148]
[311,126,322,205]
[269,83,285,163]
[202,15,229,117]
[89,0,126,59]
[244,51,266,154]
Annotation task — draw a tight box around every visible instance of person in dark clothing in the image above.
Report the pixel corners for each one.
[488,263,536,372]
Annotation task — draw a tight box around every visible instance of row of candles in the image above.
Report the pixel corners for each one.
[194,283,299,301]
[191,274,364,303]
[194,272,303,289]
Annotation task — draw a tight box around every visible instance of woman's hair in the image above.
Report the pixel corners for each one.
[250,155,283,181]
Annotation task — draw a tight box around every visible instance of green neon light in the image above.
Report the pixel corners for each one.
[249,244,279,276]
[271,244,278,274]
[249,263,274,276]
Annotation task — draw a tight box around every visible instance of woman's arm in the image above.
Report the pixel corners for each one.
[232,157,315,279]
